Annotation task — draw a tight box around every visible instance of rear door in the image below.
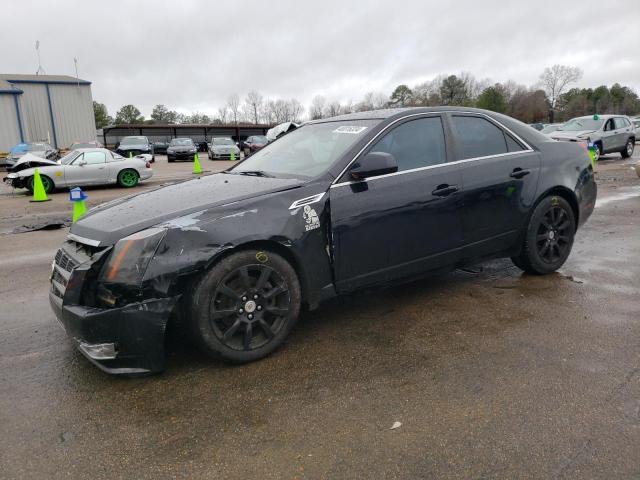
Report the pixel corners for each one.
[614,117,632,149]
[64,151,109,186]
[448,114,541,258]
[330,114,464,291]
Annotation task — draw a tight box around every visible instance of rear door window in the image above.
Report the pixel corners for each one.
[451,116,511,160]
[369,116,447,171]
[614,117,629,129]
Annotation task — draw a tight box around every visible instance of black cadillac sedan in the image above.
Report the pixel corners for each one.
[49,107,596,375]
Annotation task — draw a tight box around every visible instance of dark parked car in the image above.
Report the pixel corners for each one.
[115,136,155,162]
[240,135,269,157]
[5,142,57,168]
[166,138,197,162]
[49,107,596,375]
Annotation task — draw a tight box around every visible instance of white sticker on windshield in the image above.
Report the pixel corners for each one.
[333,126,367,134]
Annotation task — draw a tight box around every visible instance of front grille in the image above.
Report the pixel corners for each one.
[51,239,108,301]
[55,248,77,273]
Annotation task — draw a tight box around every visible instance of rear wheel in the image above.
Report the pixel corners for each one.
[190,249,301,363]
[117,169,139,188]
[511,195,576,274]
[621,139,634,158]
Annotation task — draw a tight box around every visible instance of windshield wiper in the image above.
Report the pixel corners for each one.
[234,170,275,178]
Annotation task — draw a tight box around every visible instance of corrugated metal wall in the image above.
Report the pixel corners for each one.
[15,83,54,145]
[0,96,22,152]
[49,84,96,147]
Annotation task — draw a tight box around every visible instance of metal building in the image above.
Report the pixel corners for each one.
[0,74,96,153]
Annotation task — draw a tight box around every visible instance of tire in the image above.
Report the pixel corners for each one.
[621,139,634,158]
[27,174,54,194]
[593,142,602,162]
[511,195,576,275]
[190,249,301,363]
[168,157,175,163]
[117,169,139,188]
[244,147,250,157]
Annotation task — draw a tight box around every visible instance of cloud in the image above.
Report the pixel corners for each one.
[2,0,638,117]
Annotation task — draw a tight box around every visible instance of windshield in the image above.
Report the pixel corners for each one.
[558,118,603,132]
[26,143,48,151]
[250,136,268,143]
[170,138,193,146]
[540,124,561,134]
[120,136,147,145]
[60,151,82,165]
[231,120,378,179]
[70,142,96,150]
[213,137,234,145]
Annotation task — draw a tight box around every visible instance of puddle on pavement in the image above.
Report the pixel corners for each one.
[595,186,640,208]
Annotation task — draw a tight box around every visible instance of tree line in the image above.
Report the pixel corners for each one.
[93,65,640,129]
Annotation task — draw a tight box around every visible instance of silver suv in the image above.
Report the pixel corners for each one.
[550,114,635,161]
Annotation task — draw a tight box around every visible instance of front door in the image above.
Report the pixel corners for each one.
[601,118,619,152]
[448,114,541,258]
[330,115,464,292]
[64,151,109,186]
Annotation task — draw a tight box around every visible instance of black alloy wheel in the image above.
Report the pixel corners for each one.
[511,195,576,274]
[211,264,290,351]
[535,205,572,264]
[191,249,301,362]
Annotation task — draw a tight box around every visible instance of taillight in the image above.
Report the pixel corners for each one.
[145,162,151,168]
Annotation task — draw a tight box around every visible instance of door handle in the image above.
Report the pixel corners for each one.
[510,168,530,179]
[431,184,459,197]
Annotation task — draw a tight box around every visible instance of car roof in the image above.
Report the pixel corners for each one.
[571,114,620,120]
[74,148,112,154]
[306,106,543,123]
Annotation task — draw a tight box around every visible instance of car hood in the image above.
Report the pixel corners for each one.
[11,153,58,169]
[167,146,195,151]
[70,173,304,245]
[211,144,237,149]
[551,130,596,140]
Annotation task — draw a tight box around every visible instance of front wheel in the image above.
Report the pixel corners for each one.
[190,249,301,363]
[27,174,54,194]
[511,195,576,274]
[621,139,634,158]
[117,169,139,188]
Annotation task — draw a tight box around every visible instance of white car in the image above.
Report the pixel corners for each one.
[207,137,240,160]
[3,148,154,193]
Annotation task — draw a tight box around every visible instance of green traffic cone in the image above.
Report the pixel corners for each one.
[72,200,87,223]
[30,168,51,202]
[230,150,236,161]
[193,152,202,174]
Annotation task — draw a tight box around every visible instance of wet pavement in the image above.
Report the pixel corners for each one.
[0,155,639,479]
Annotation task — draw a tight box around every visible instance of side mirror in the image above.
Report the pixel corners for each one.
[350,152,398,180]
[78,161,87,166]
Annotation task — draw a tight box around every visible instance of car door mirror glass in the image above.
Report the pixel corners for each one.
[350,152,398,180]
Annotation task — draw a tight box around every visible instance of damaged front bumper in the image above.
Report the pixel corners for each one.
[50,292,179,375]
[3,173,23,188]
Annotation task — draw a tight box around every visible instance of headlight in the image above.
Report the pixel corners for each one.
[99,228,166,285]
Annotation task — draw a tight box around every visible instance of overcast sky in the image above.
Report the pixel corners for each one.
[2,0,638,118]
